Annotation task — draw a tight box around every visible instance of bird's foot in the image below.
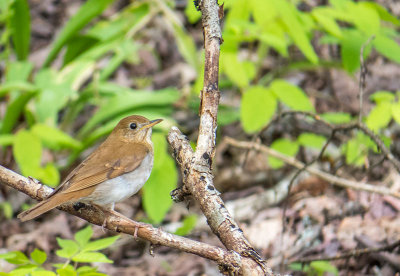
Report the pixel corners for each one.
[73,202,86,212]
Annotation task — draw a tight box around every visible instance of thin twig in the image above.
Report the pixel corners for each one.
[224,137,400,199]
[358,36,375,124]
[291,239,400,263]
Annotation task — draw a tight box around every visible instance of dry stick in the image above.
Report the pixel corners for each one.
[358,36,375,124]
[0,165,248,269]
[291,239,400,264]
[224,137,400,199]
[167,1,273,275]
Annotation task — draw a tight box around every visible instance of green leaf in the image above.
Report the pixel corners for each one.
[391,102,400,124]
[343,137,366,166]
[0,81,37,97]
[30,249,46,265]
[289,262,309,272]
[268,138,299,169]
[240,86,277,133]
[56,266,77,276]
[185,0,201,23]
[174,215,197,236]
[83,236,119,252]
[172,23,199,70]
[99,39,139,81]
[310,261,338,275]
[72,252,113,263]
[43,0,115,67]
[312,8,342,38]
[79,87,179,136]
[2,251,29,265]
[350,3,380,36]
[0,252,17,260]
[34,69,76,125]
[373,34,400,64]
[320,112,352,124]
[87,3,150,42]
[31,124,82,150]
[340,29,368,73]
[218,105,240,126]
[298,133,326,149]
[1,92,36,134]
[37,163,60,187]
[74,226,93,248]
[63,35,99,65]
[143,133,177,223]
[31,270,57,276]
[10,265,37,275]
[56,238,79,259]
[0,202,13,219]
[9,0,31,60]
[272,0,318,64]
[0,135,14,146]
[369,91,395,103]
[13,130,42,177]
[221,52,252,88]
[270,80,314,112]
[363,2,400,26]
[77,266,106,276]
[366,101,392,131]
[5,61,33,82]
[251,0,277,26]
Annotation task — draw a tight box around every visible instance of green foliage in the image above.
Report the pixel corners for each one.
[320,112,352,124]
[0,226,116,275]
[9,0,30,60]
[43,0,115,67]
[0,201,13,219]
[298,133,326,149]
[270,80,314,112]
[1,0,185,223]
[343,132,377,166]
[240,86,276,133]
[143,133,178,224]
[290,261,338,276]
[174,215,197,236]
[268,138,299,169]
[207,0,399,170]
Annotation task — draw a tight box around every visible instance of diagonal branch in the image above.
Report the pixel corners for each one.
[0,165,250,271]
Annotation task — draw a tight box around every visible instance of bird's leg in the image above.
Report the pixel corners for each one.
[103,207,146,239]
[91,203,146,237]
[100,203,115,232]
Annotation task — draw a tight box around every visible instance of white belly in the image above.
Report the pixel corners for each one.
[84,154,153,206]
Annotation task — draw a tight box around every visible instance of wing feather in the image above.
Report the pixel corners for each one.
[59,141,149,194]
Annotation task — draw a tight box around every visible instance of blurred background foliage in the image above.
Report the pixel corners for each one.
[0,0,399,225]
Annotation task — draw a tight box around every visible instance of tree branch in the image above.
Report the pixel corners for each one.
[166,0,273,275]
[0,165,251,271]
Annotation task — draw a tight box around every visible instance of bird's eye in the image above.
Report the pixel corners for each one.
[129,123,137,130]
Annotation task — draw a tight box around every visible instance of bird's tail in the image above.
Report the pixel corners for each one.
[17,194,66,221]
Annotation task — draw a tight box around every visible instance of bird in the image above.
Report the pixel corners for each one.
[18,115,162,222]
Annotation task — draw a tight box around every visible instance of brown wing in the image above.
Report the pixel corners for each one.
[56,141,149,195]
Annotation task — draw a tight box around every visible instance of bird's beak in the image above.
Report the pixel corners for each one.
[141,119,163,130]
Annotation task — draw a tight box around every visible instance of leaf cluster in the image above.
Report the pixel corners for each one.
[0,226,119,276]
